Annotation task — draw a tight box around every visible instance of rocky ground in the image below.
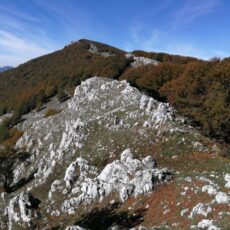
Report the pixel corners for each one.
[0,77,229,229]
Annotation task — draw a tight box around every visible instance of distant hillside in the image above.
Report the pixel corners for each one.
[0,39,129,115]
[0,39,229,143]
[0,39,197,116]
[0,66,13,72]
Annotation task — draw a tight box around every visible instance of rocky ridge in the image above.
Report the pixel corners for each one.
[125,53,158,67]
[0,77,179,229]
[10,77,180,191]
[1,77,228,229]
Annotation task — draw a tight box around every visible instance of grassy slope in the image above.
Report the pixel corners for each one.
[38,130,230,229]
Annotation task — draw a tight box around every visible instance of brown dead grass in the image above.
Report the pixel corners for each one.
[0,187,5,193]
[144,181,191,228]
[118,179,217,229]
[1,128,23,148]
[44,108,62,118]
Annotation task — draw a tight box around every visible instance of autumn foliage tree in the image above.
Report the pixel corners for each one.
[120,57,229,142]
[160,60,230,142]
[0,39,229,143]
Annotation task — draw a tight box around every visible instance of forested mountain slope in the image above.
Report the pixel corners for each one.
[0,39,229,145]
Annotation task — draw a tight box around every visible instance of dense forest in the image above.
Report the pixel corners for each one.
[0,39,229,144]
[120,59,230,142]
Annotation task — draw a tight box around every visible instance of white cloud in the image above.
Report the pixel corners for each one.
[121,0,221,59]
[0,30,54,66]
[162,42,209,59]
[171,0,220,27]
[0,5,41,22]
[213,49,230,58]
[123,27,211,59]
[0,30,48,54]
[122,23,161,52]
[0,54,25,67]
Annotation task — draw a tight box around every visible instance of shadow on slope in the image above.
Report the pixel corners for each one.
[75,203,147,229]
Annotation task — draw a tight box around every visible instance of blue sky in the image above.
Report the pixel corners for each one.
[0,0,230,66]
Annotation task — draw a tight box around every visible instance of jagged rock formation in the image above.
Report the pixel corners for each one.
[3,150,171,229]
[0,77,218,229]
[4,192,40,230]
[65,226,86,230]
[125,53,158,67]
[59,149,171,215]
[10,77,180,191]
[88,43,115,57]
